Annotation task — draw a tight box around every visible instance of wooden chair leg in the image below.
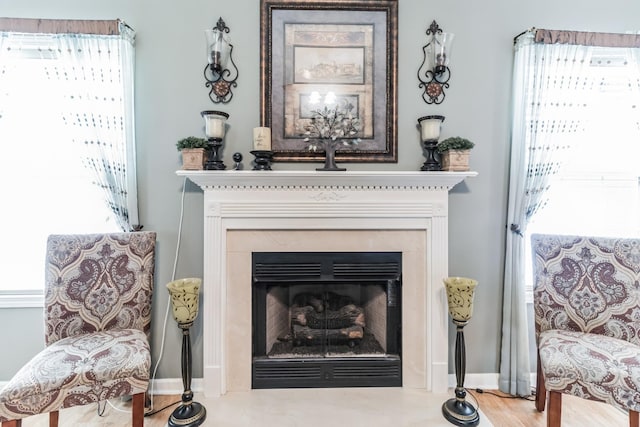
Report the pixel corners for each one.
[535,353,547,412]
[547,391,562,427]
[630,410,639,427]
[2,420,22,427]
[49,411,59,427]
[132,392,145,427]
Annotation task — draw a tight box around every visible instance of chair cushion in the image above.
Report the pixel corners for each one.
[0,328,150,422]
[539,329,640,412]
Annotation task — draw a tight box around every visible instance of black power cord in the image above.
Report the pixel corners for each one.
[144,400,181,417]
[470,388,535,401]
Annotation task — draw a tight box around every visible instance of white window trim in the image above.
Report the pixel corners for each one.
[0,291,44,308]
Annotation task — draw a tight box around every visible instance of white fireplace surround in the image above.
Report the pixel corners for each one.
[177,170,476,397]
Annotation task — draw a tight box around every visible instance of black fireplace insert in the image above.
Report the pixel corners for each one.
[252,251,402,388]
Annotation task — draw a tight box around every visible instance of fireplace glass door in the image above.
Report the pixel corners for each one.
[252,252,402,388]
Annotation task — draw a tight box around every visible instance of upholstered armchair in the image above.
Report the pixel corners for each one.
[0,232,156,427]
[531,234,640,427]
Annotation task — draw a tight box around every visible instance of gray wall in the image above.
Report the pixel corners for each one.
[2,0,639,382]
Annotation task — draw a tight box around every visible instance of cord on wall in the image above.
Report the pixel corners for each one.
[147,177,188,414]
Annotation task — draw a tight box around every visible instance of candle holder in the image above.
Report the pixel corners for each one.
[205,138,226,170]
[201,110,229,170]
[418,115,445,171]
[251,150,274,170]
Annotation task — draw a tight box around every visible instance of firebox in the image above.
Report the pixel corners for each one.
[252,252,402,388]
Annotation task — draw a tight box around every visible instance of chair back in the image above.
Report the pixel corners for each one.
[44,232,156,345]
[531,234,640,345]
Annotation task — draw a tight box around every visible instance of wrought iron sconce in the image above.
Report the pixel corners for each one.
[204,17,238,104]
[417,20,454,105]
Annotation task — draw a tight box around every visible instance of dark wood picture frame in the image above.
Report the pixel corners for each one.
[260,0,398,163]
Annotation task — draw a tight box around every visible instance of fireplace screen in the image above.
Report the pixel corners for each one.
[252,252,402,388]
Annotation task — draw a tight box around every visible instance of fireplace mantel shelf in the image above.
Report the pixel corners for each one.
[176,170,477,191]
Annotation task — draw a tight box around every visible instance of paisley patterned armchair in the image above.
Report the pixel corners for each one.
[0,232,156,427]
[531,234,640,427]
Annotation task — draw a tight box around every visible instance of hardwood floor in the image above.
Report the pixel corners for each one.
[471,389,628,427]
[9,390,629,426]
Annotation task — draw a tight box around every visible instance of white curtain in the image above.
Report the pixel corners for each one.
[499,31,591,396]
[0,19,139,231]
[50,23,139,231]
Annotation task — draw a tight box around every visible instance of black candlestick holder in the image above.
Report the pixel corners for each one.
[441,318,480,427]
[251,150,274,170]
[205,137,226,170]
[168,322,207,427]
[421,139,441,171]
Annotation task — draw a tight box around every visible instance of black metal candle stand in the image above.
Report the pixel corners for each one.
[251,150,274,170]
[205,137,226,170]
[421,140,441,171]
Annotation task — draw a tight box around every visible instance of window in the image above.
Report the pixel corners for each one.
[0,23,137,306]
[525,47,640,301]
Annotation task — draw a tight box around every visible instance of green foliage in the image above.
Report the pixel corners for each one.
[436,136,475,153]
[176,136,208,151]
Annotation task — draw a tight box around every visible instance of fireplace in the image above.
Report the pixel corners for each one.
[176,170,476,397]
[252,251,402,388]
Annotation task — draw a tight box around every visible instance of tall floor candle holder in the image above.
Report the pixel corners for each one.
[442,277,480,427]
[167,278,207,427]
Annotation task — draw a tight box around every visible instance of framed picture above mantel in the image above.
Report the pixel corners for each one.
[260,0,398,163]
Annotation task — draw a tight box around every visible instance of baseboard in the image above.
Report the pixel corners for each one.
[155,373,505,395]
[0,378,203,396]
[448,372,538,392]
[0,373,534,396]
[150,378,204,395]
[448,373,499,390]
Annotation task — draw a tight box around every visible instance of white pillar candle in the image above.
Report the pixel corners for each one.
[201,110,228,139]
[418,115,445,142]
[205,117,225,138]
[253,127,272,150]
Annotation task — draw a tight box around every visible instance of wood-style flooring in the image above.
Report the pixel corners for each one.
[469,389,627,427]
[8,389,628,426]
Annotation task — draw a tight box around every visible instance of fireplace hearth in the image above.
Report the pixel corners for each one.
[252,252,402,388]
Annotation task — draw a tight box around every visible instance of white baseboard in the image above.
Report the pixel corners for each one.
[1,373,534,396]
[448,372,538,392]
[0,378,203,396]
[150,378,204,395]
[448,373,499,390]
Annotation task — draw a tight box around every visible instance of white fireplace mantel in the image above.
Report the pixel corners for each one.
[176,169,476,397]
[176,169,476,190]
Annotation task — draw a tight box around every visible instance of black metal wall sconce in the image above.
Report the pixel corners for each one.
[417,20,454,105]
[204,17,238,104]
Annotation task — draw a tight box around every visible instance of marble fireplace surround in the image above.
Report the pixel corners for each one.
[177,170,476,397]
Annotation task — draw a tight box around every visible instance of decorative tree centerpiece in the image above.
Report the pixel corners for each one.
[302,102,361,171]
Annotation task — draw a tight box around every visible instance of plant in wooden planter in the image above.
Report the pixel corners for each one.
[177,136,209,170]
[437,136,475,171]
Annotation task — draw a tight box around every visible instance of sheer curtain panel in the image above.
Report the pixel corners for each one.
[501,30,593,396]
[501,28,640,396]
[0,18,139,231]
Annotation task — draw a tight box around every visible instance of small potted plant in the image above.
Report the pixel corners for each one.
[177,136,209,170]
[436,136,475,171]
